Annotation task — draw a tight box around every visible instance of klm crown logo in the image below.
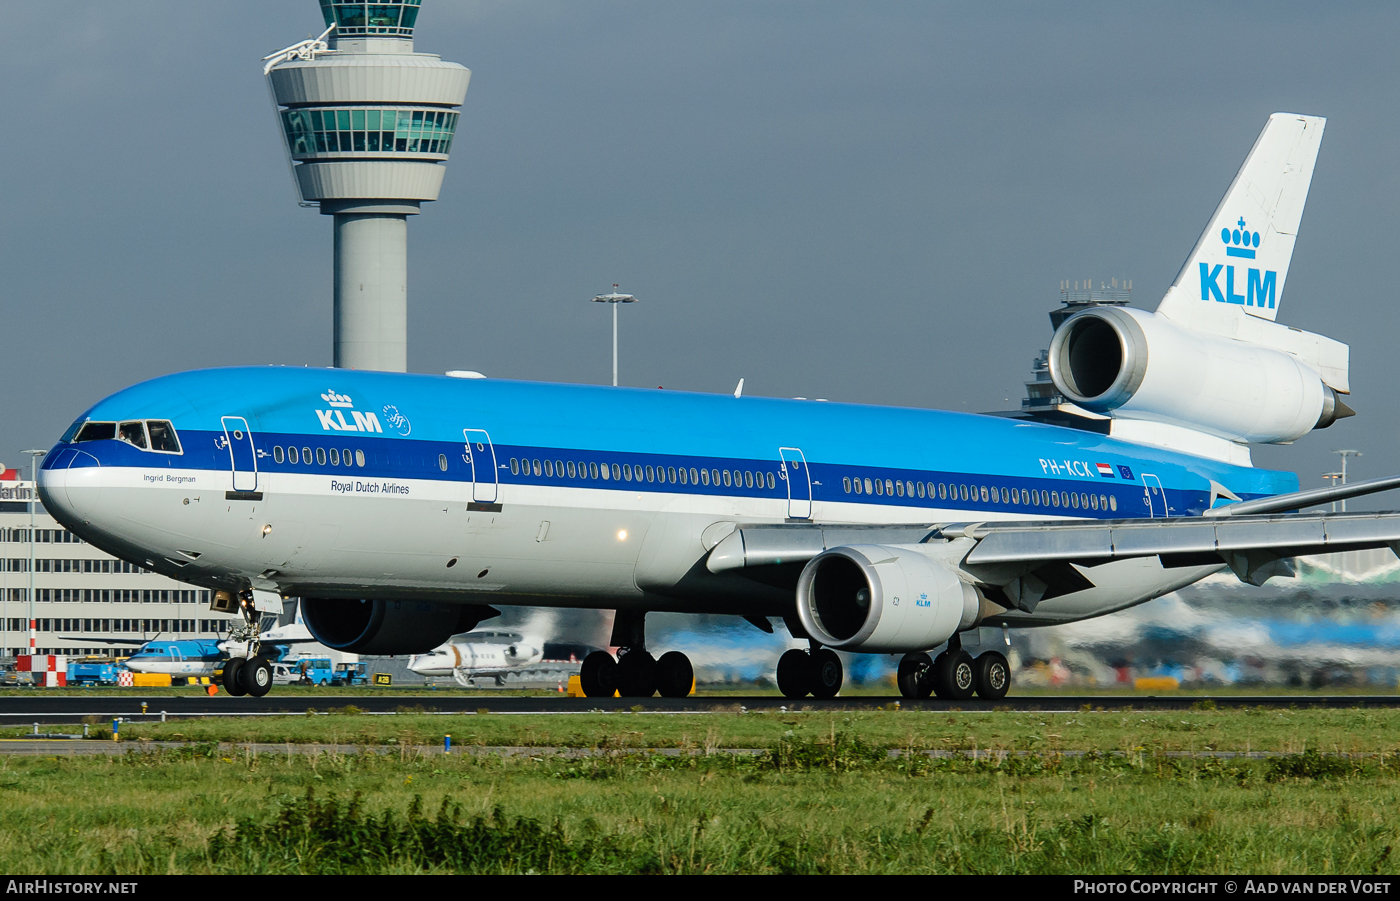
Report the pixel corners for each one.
[1222,217,1260,259]
[1200,215,1274,310]
[320,391,354,408]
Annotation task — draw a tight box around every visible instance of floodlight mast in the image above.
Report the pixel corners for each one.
[21,450,45,656]
[591,285,638,386]
[264,2,471,372]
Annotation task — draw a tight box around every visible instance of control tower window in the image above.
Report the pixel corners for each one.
[118,421,147,450]
[319,1,421,37]
[282,108,459,160]
[74,422,116,443]
[146,421,182,454]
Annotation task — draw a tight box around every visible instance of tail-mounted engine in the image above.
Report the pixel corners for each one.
[794,545,1002,653]
[1047,306,1351,444]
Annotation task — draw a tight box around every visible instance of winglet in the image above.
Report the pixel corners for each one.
[1158,113,1325,327]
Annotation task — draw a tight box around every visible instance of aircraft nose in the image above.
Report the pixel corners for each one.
[36,445,103,524]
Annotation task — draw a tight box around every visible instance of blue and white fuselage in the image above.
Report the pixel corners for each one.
[37,366,1292,626]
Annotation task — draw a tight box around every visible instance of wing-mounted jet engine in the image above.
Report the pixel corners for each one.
[300,598,499,655]
[1045,114,1352,462]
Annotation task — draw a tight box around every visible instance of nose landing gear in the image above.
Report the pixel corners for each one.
[217,588,274,698]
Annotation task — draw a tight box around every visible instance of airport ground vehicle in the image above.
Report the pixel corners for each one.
[332,662,368,686]
[67,661,120,686]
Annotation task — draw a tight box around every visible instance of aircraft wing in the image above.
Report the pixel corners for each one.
[57,635,153,648]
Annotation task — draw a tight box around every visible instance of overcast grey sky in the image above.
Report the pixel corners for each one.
[2,1,1396,502]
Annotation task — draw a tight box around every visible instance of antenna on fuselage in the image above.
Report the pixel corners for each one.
[734,378,744,399]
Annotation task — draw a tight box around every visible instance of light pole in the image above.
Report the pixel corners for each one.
[22,450,46,658]
[591,284,637,387]
[1334,449,1362,512]
[1323,471,1344,512]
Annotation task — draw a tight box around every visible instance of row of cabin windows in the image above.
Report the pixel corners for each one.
[2,559,149,574]
[271,445,367,468]
[26,589,205,603]
[510,457,778,490]
[0,529,81,544]
[842,476,1119,513]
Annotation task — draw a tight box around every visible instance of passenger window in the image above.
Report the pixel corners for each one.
[316,448,327,466]
[1001,487,1009,504]
[678,467,687,485]
[438,454,447,472]
[330,448,341,466]
[1099,494,1108,511]
[745,471,754,488]
[917,481,926,498]
[555,460,564,477]
[1109,495,1118,512]
[1050,492,1059,507]
[895,480,904,497]
[273,446,285,464]
[700,469,711,486]
[766,472,775,489]
[646,465,655,482]
[874,479,883,496]
[668,466,677,483]
[544,460,554,477]
[118,421,147,449]
[289,446,299,464]
[355,449,366,468]
[613,463,623,481]
[589,462,599,479]
[510,458,519,475]
[568,461,578,478]
[1090,493,1098,510]
[979,486,988,503]
[75,422,117,443]
[302,447,312,465]
[622,464,632,481]
[533,460,542,477]
[600,463,611,480]
[343,448,352,466]
[146,421,181,453]
[689,468,699,484]
[937,483,946,500]
[853,478,862,495]
[843,477,851,493]
[723,470,733,487]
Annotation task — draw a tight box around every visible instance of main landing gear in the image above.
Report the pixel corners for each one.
[896,636,1010,701]
[776,646,844,699]
[578,610,695,699]
[218,589,274,698]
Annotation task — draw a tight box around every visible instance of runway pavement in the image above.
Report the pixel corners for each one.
[0,693,1397,723]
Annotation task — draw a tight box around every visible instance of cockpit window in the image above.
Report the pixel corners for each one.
[118,421,148,449]
[74,422,116,443]
[147,421,181,453]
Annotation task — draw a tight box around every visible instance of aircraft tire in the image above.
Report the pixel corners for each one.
[944,650,976,701]
[973,651,1011,700]
[897,652,935,699]
[655,651,694,698]
[244,657,274,697]
[810,648,844,699]
[579,651,618,698]
[776,649,813,699]
[223,658,248,697]
[616,649,657,697]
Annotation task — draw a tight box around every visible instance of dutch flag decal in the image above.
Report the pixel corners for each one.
[1095,463,1115,477]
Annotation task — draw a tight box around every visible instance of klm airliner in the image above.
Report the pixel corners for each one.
[36,113,1400,700]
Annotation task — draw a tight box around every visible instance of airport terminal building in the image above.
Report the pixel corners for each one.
[0,481,237,657]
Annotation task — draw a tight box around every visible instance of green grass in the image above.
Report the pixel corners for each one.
[10,706,1400,755]
[3,731,1400,874]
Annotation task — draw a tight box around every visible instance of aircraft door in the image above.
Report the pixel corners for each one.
[220,416,259,494]
[462,429,500,506]
[1142,474,1166,518]
[779,447,812,520]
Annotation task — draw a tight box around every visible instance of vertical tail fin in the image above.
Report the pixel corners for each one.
[1157,113,1325,327]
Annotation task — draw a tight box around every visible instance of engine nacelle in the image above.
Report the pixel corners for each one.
[794,545,986,653]
[301,598,497,655]
[1047,306,1349,444]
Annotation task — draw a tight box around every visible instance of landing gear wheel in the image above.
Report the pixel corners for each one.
[776,649,813,699]
[897,652,935,699]
[932,650,976,700]
[615,649,657,698]
[655,651,694,698]
[974,651,1011,700]
[222,658,248,697]
[810,648,844,699]
[244,656,273,697]
[580,651,618,698]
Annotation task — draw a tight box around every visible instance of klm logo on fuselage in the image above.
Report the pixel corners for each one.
[315,390,382,433]
[1199,217,1275,309]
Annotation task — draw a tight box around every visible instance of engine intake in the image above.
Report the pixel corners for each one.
[1047,306,1349,444]
[795,545,995,653]
[300,598,498,655]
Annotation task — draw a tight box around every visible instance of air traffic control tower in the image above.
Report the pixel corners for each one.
[265,1,470,372]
